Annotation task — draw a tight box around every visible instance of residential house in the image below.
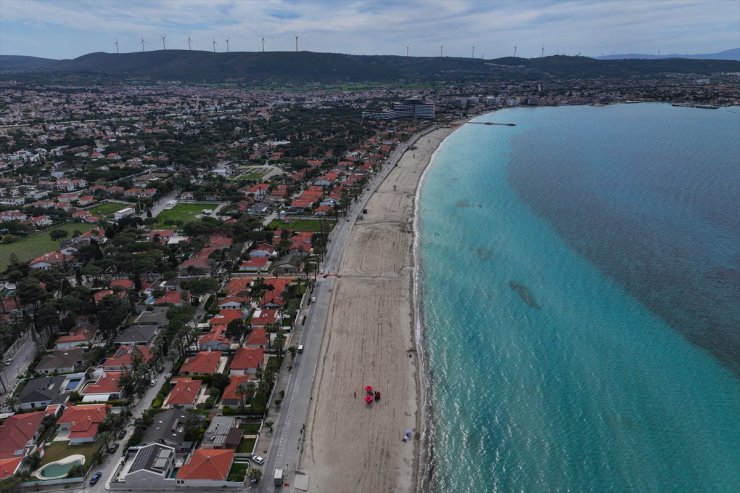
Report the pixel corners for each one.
[101,345,152,372]
[248,244,276,258]
[245,328,268,350]
[273,255,301,275]
[140,408,202,452]
[239,256,270,273]
[17,373,85,410]
[114,443,176,489]
[81,371,123,402]
[0,411,46,479]
[228,348,264,377]
[180,351,221,376]
[198,325,231,352]
[133,307,169,327]
[56,403,109,444]
[249,308,279,328]
[220,375,253,407]
[112,324,159,346]
[163,378,203,409]
[175,448,235,486]
[29,251,68,270]
[155,290,184,307]
[201,415,240,449]
[35,347,85,375]
[54,324,98,349]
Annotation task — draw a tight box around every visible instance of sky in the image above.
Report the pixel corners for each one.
[0,0,738,60]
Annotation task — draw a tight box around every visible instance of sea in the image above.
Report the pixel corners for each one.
[417,103,740,492]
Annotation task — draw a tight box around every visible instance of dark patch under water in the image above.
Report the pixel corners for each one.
[506,105,740,376]
[509,281,541,309]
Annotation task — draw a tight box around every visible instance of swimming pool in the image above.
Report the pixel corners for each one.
[65,378,82,391]
[35,454,85,480]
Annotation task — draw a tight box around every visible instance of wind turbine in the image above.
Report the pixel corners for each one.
[212,37,217,53]
[541,45,544,57]
[472,45,475,58]
[187,34,192,50]
[161,34,167,50]
[406,46,409,57]
[261,35,265,52]
[225,38,230,52]
[513,43,517,57]
[141,36,145,52]
[114,39,119,54]
[295,35,299,52]
[440,45,443,57]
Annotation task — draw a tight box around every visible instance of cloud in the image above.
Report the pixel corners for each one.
[1,0,738,59]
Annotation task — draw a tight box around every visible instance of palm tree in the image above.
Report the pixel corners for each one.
[235,383,249,408]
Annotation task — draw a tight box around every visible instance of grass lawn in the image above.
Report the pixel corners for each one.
[155,203,217,226]
[39,439,102,467]
[227,461,249,482]
[87,201,132,216]
[236,437,256,454]
[239,422,261,435]
[269,218,333,232]
[0,223,97,271]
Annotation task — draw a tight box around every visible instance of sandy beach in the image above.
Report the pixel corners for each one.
[300,125,456,492]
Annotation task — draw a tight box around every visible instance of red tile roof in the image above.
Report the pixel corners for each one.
[230,347,264,372]
[155,290,183,306]
[0,411,45,460]
[102,345,152,370]
[110,279,134,290]
[249,309,278,327]
[245,328,267,347]
[165,378,202,406]
[180,351,221,375]
[0,456,23,479]
[176,448,234,481]
[82,371,122,395]
[221,375,252,404]
[225,277,255,297]
[58,404,109,440]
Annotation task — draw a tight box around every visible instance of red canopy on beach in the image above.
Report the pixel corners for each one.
[364,395,373,404]
[365,385,373,393]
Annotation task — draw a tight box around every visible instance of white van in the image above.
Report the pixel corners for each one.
[297,344,304,353]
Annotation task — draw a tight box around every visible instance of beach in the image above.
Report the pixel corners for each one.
[300,125,456,492]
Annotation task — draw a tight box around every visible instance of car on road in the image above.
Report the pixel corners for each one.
[89,472,102,486]
[107,443,119,453]
[311,296,316,303]
[252,455,265,465]
[150,378,157,387]
[117,429,126,439]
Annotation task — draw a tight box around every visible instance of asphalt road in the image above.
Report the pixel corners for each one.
[0,334,37,404]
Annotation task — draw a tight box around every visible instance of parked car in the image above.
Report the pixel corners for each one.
[150,378,157,387]
[89,472,102,486]
[252,455,265,465]
[117,429,126,439]
[107,443,119,453]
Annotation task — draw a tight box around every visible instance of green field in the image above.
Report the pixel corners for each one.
[155,203,218,226]
[0,223,97,272]
[269,218,333,232]
[39,439,102,467]
[87,201,133,216]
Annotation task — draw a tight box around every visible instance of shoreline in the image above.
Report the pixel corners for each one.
[299,122,461,492]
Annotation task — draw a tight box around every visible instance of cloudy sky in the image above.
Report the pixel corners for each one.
[1,0,738,59]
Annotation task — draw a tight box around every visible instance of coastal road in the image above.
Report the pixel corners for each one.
[256,124,438,491]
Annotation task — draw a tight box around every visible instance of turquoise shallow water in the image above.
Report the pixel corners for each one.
[419,104,740,492]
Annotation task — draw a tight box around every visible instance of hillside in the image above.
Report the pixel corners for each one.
[2,51,739,83]
[599,48,740,61]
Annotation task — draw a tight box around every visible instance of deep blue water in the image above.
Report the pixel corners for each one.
[419,104,740,492]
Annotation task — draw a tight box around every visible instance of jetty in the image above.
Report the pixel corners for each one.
[466,121,516,126]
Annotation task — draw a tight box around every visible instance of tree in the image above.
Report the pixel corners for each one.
[248,467,262,483]
[226,319,245,341]
[49,229,69,242]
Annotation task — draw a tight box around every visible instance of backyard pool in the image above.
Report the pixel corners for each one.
[35,454,85,480]
[65,378,82,391]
